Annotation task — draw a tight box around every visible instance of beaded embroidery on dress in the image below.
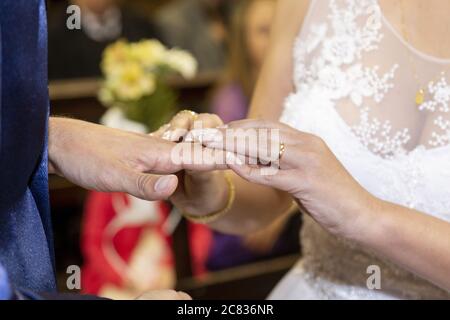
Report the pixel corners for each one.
[271,0,450,299]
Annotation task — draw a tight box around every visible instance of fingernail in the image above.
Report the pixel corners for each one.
[173,129,188,142]
[162,130,173,141]
[155,175,175,193]
[190,129,223,143]
[184,132,194,142]
[205,141,221,149]
[211,133,223,143]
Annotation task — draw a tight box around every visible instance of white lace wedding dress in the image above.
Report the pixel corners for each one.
[270,0,450,299]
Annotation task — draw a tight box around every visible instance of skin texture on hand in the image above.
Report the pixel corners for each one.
[49,117,182,201]
[196,119,378,240]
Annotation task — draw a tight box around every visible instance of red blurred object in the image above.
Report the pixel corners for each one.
[81,192,212,295]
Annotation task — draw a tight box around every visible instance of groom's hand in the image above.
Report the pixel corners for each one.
[48,117,184,201]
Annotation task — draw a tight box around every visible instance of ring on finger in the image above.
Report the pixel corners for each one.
[279,142,286,161]
[178,109,198,120]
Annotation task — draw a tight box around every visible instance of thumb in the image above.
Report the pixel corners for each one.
[122,171,179,201]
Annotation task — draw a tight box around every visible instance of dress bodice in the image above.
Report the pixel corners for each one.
[278,0,450,299]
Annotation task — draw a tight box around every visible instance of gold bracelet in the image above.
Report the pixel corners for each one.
[284,200,299,216]
[182,173,236,224]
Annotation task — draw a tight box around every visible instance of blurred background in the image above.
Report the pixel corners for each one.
[47,0,301,299]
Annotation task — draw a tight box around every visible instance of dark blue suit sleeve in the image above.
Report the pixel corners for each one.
[0,263,44,300]
[0,263,12,300]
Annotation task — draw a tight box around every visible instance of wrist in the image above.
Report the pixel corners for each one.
[185,171,228,213]
[182,172,234,223]
[48,117,82,176]
[48,117,63,175]
[348,194,388,245]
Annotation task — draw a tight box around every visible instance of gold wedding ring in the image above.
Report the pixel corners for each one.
[179,109,198,120]
[279,142,286,161]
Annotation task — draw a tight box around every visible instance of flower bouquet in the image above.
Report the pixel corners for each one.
[99,39,198,132]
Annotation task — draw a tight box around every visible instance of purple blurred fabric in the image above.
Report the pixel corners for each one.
[211,83,249,123]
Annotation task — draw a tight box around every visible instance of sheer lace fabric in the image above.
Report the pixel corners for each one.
[272,0,450,299]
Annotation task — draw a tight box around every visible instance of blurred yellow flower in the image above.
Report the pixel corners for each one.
[98,86,114,105]
[101,40,131,76]
[107,62,156,101]
[129,40,167,68]
[99,39,198,131]
[100,39,197,105]
[164,49,198,79]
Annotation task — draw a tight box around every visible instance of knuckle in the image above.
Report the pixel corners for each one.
[197,113,223,128]
[136,174,152,196]
[309,134,327,150]
[256,118,270,128]
[209,114,224,125]
[173,127,188,137]
[301,150,320,165]
[171,115,191,129]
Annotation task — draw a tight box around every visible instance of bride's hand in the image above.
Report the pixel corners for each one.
[153,111,231,217]
[198,119,380,239]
